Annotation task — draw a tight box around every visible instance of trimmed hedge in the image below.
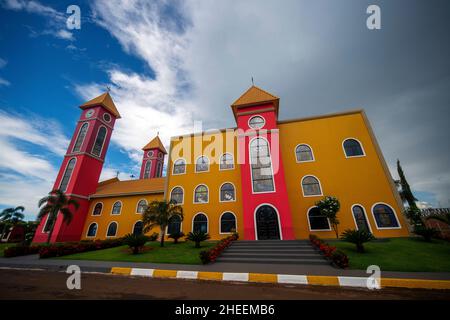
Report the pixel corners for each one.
[309,234,349,268]
[200,233,238,264]
[39,238,124,259]
[3,245,41,258]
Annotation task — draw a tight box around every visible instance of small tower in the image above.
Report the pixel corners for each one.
[140,135,167,179]
[33,92,121,243]
[231,85,295,240]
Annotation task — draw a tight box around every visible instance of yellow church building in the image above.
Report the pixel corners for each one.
[33,85,410,243]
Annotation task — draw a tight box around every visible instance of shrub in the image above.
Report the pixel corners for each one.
[186,231,210,248]
[309,234,349,269]
[315,196,341,238]
[168,231,185,244]
[199,234,237,264]
[331,250,349,268]
[413,226,439,242]
[39,238,124,258]
[147,232,159,241]
[341,229,375,253]
[4,245,40,258]
[123,233,148,254]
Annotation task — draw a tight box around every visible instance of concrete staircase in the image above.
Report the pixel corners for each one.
[216,240,328,265]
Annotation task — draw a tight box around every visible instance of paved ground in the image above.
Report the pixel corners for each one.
[1,255,450,280]
[0,269,449,300]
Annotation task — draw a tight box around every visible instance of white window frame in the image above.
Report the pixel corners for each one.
[195,155,210,173]
[143,160,152,178]
[86,222,98,238]
[219,182,236,203]
[371,202,402,230]
[219,211,237,234]
[91,202,103,216]
[135,199,148,214]
[59,157,77,192]
[342,137,366,158]
[192,212,209,233]
[111,201,123,215]
[72,122,89,153]
[193,184,209,204]
[307,206,332,232]
[249,136,276,194]
[169,186,185,205]
[248,115,266,129]
[106,221,118,238]
[219,153,235,171]
[301,175,323,197]
[172,158,187,175]
[351,204,373,233]
[91,125,108,157]
[294,143,315,163]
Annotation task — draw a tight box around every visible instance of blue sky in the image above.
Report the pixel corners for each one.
[0,0,449,219]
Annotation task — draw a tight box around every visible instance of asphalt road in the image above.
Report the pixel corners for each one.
[0,268,449,300]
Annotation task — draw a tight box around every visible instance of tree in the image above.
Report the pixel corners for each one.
[316,196,341,238]
[37,190,79,243]
[142,200,183,247]
[396,159,418,209]
[186,231,210,248]
[426,211,450,226]
[0,206,25,238]
[341,229,375,253]
[168,231,185,244]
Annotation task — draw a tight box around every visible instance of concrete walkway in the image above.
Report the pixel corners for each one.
[1,255,450,280]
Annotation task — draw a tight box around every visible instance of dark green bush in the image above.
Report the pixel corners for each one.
[123,233,148,254]
[186,231,210,248]
[341,229,375,253]
[168,231,185,244]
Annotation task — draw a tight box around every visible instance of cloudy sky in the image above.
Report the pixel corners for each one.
[0,0,449,219]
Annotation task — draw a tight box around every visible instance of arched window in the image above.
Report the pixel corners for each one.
[308,207,331,231]
[301,176,322,196]
[143,160,152,178]
[59,158,76,192]
[295,144,314,162]
[220,153,234,170]
[92,203,103,216]
[220,183,235,202]
[156,161,162,177]
[133,221,143,235]
[250,138,275,192]
[167,215,182,235]
[220,212,236,233]
[194,185,208,203]
[111,201,122,215]
[352,205,371,232]
[343,138,365,157]
[87,223,98,237]
[136,200,147,214]
[195,156,209,172]
[372,203,400,229]
[106,222,118,237]
[73,123,88,152]
[170,187,184,204]
[92,126,107,157]
[193,213,208,233]
[173,159,186,174]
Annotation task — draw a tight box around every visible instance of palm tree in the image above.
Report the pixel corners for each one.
[142,200,183,247]
[0,206,25,238]
[37,190,79,243]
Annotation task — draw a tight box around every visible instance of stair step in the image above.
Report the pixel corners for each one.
[230,245,312,250]
[221,253,321,259]
[225,248,315,253]
[216,257,328,265]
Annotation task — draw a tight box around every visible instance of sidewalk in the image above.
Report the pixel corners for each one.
[1,254,450,280]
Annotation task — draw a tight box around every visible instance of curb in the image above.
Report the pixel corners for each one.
[110,267,450,290]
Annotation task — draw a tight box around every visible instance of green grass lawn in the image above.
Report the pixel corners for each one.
[329,237,450,272]
[57,241,217,265]
[0,243,12,256]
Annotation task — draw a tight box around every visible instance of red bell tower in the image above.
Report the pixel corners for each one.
[33,92,121,243]
[139,135,167,179]
[232,86,295,240]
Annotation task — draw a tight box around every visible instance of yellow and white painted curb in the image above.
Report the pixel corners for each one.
[110,267,450,290]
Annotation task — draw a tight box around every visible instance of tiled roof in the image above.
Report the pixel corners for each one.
[142,135,167,154]
[80,92,121,119]
[90,177,165,198]
[230,85,280,122]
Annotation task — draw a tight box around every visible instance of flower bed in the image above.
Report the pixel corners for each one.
[199,233,238,264]
[309,234,349,268]
[39,238,124,259]
[3,245,41,258]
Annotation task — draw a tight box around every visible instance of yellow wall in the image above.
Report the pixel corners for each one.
[81,193,163,240]
[278,112,409,239]
[166,131,244,240]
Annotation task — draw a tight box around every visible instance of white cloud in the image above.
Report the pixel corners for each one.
[0,58,6,68]
[55,29,74,41]
[0,78,10,86]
